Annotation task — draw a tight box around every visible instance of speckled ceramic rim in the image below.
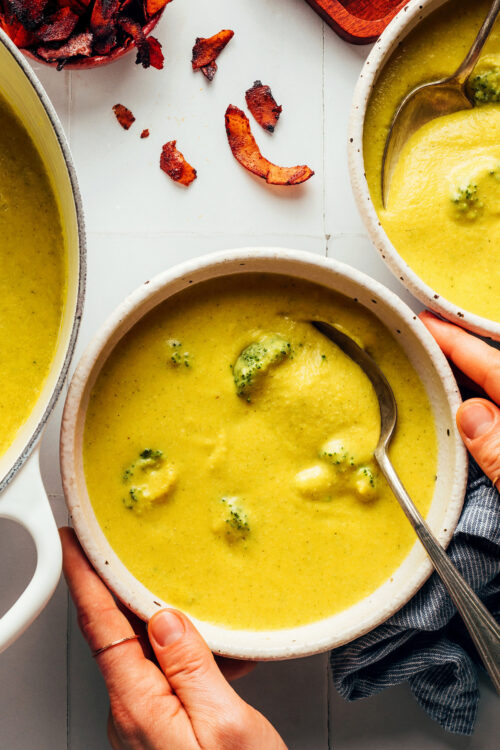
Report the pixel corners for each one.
[61,248,467,661]
[0,28,86,493]
[349,0,500,342]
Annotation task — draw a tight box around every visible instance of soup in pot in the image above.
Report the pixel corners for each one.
[0,92,66,457]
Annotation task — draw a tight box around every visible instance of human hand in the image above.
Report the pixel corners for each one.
[60,527,287,750]
[420,311,500,491]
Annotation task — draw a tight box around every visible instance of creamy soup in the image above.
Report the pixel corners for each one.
[84,275,437,630]
[0,93,66,457]
[364,0,500,322]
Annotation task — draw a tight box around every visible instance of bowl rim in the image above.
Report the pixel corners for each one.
[60,247,468,660]
[348,0,500,342]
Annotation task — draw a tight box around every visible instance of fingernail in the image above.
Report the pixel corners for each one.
[150,610,185,647]
[459,402,495,440]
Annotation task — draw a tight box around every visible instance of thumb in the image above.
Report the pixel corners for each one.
[456,398,500,491]
[148,609,243,720]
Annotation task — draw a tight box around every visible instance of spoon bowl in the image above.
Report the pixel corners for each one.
[312,319,500,692]
[381,0,500,206]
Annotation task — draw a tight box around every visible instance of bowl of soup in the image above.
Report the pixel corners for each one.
[60,248,467,659]
[349,0,500,341]
[0,27,85,652]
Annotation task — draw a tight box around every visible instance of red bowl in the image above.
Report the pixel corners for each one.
[22,13,162,70]
[304,0,409,44]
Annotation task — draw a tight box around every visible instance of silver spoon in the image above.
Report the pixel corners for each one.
[312,320,500,692]
[381,0,500,208]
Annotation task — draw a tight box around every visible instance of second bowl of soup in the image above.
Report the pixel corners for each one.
[350,0,500,340]
[61,249,467,659]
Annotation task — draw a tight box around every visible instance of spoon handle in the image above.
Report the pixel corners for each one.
[376,451,500,694]
[453,0,500,84]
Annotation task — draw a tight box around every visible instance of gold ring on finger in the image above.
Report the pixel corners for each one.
[92,634,141,658]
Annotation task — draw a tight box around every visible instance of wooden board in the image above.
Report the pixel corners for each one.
[304,0,409,43]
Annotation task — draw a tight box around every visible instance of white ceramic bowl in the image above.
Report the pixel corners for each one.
[0,29,86,652]
[61,248,467,660]
[349,0,500,342]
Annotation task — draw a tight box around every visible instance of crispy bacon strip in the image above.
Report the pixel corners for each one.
[146,35,163,69]
[0,11,37,46]
[37,7,79,43]
[112,103,135,130]
[191,29,233,79]
[201,61,217,81]
[224,105,313,186]
[144,0,171,16]
[36,30,93,62]
[58,0,92,14]
[118,15,150,67]
[160,141,197,186]
[245,80,282,133]
[7,0,48,29]
[90,0,120,55]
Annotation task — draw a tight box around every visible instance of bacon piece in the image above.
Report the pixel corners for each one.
[58,0,92,14]
[0,11,37,46]
[90,0,119,55]
[144,0,171,17]
[36,30,93,62]
[160,141,197,186]
[146,35,163,69]
[224,105,313,186]
[191,29,233,80]
[140,128,150,138]
[37,7,79,43]
[245,80,282,133]
[118,15,150,67]
[112,103,135,130]
[6,0,48,29]
[201,61,217,81]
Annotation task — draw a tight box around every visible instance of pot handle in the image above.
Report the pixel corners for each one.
[0,448,62,653]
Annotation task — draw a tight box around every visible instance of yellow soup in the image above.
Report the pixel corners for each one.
[84,275,437,630]
[364,0,500,322]
[0,93,66,456]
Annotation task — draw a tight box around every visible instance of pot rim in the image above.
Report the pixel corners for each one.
[348,0,500,342]
[0,28,86,493]
[61,247,467,660]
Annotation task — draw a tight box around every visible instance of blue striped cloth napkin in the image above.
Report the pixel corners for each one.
[330,458,500,735]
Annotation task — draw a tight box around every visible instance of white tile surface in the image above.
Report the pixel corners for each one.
[0,498,68,750]
[328,669,499,750]
[68,0,324,236]
[0,1,497,748]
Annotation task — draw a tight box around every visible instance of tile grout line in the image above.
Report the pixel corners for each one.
[327,656,334,750]
[81,230,328,240]
[66,586,72,750]
[67,71,72,144]
[66,504,71,750]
